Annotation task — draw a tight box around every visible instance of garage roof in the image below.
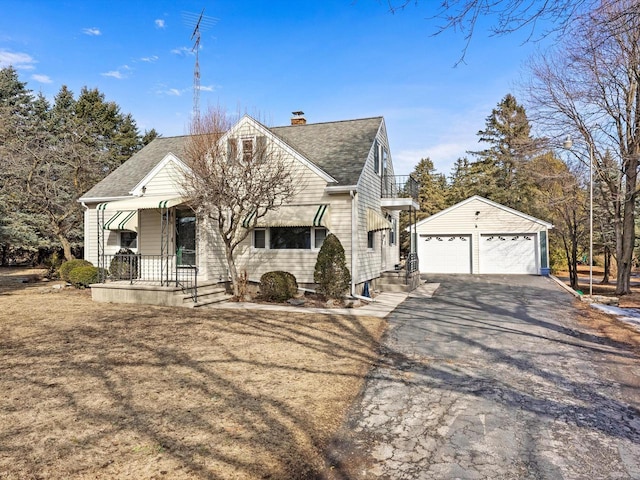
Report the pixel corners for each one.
[412,195,553,229]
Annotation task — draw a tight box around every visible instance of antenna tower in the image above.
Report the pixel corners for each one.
[183,9,217,118]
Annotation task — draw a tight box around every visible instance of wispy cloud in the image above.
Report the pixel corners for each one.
[0,49,36,70]
[171,46,194,56]
[83,27,101,36]
[140,55,159,63]
[101,65,131,79]
[155,19,166,29]
[167,88,184,96]
[198,85,216,92]
[31,74,52,84]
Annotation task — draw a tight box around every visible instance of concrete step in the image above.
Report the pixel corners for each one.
[378,282,412,293]
[175,283,230,307]
[191,293,233,308]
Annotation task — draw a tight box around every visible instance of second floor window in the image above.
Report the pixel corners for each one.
[242,138,254,162]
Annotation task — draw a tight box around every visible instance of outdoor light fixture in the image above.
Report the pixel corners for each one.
[563,134,594,297]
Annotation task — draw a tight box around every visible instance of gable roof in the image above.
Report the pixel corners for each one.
[413,195,553,229]
[81,136,188,200]
[80,116,383,202]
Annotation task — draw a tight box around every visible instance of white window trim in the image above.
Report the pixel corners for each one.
[367,230,375,251]
[240,135,256,161]
[252,226,327,250]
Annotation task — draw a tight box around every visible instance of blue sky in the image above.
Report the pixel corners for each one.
[0,1,553,176]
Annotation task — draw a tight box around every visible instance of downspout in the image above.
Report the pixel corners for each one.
[350,189,357,297]
[80,201,89,262]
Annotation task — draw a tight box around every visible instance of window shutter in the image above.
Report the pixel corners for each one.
[255,135,267,158]
[227,138,238,159]
[373,139,380,173]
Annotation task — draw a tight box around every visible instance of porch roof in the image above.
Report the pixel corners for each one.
[97,196,185,211]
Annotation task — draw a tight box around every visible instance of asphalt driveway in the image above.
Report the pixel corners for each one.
[327,275,640,479]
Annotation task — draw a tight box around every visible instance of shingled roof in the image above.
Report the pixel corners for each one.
[81,135,188,200]
[270,116,382,185]
[80,116,382,201]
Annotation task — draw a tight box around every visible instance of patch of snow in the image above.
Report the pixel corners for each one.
[591,303,640,330]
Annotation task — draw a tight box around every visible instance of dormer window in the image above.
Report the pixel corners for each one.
[242,138,254,162]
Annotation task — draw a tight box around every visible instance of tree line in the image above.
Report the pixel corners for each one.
[0,67,158,265]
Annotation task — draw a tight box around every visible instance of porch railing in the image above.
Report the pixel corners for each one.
[381,174,419,201]
[97,253,198,302]
[405,252,419,283]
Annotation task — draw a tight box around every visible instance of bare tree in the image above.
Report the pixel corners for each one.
[529,152,588,290]
[182,106,297,297]
[526,0,640,294]
[385,1,639,64]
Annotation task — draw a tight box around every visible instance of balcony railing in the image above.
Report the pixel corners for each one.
[381,174,419,201]
[97,253,198,302]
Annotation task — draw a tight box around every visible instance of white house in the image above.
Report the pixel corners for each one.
[413,196,552,275]
[79,113,420,306]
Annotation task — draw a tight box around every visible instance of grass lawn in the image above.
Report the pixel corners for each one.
[0,268,386,479]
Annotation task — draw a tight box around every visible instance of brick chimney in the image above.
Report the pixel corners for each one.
[291,111,306,125]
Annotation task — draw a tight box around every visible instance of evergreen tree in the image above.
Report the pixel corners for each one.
[142,128,161,146]
[314,234,351,299]
[412,157,449,218]
[0,69,146,262]
[463,94,541,212]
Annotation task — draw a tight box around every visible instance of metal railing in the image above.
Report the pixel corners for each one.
[405,252,419,283]
[381,174,419,200]
[98,253,198,302]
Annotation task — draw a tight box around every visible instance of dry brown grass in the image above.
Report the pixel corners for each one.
[0,268,385,479]
[556,265,640,307]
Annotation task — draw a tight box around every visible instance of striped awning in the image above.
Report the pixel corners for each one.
[242,204,331,229]
[103,210,138,232]
[97,196,185,211]
[367,208,392,232]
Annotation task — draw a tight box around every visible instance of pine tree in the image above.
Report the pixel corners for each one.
[465,94,541,212]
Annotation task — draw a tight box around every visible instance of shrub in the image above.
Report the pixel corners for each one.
[314,234,351,300]
[109,248,138,280]
[68,265,100,288]
[59,259,92,282]
[44,252,64,279]
[260,271,298,302]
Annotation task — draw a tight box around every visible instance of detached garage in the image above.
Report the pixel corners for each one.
[413,196,552,275]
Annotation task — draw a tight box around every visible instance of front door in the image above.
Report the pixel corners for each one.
[176,209,196,266]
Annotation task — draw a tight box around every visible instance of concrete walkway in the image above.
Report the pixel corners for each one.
[213,282,440,318]
[326,275,640,479]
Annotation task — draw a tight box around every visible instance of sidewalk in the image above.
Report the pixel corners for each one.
[212,282,440,318]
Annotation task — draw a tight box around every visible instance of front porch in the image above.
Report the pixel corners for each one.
[92,253,230,307]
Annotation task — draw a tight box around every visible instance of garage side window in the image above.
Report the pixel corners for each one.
[540,231,548,269]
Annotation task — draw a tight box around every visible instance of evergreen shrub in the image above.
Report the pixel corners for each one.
[68,266,100,288]
[314,234,351,300]
[59,259,92,282]
[260,271,298,302]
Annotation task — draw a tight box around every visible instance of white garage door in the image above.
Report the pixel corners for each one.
[419,235,472,274]
[479,234,537,274]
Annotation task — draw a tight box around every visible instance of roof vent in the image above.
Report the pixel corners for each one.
[291,111,306,126]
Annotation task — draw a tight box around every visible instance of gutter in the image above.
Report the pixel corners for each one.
[325,185,358,195]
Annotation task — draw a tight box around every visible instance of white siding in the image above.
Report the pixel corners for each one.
[142,161,184,196]
[353,120,401,287]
